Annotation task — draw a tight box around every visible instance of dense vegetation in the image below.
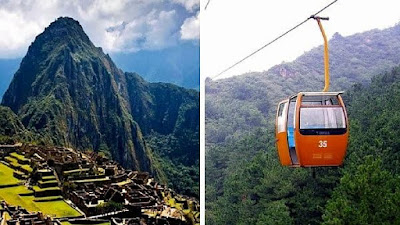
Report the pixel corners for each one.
[125,72,200,197]
[206,64,400,225]
[0,106,33,144]
[1,17,199,197]
[206,23,400,224]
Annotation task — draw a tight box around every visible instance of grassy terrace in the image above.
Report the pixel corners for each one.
[167,197,184,210]
[42,175,56,181]
[34,196,64,202]
[0,163,20,186]
[73,177,110,183]
[4,155,33,174]
[4,156,17,163]
[21,164,33,173]
[0,163,80,218]
[63,168,90,176]
[10,152,29,164]
[33,186,61,192]
[0,186,80,217]
[10,152,30,164]
[38,180,58,185]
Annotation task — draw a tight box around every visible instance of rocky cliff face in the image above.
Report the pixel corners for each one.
[125,72,199,165]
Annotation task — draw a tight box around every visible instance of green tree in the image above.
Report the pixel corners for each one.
[256,201,293,225]
[323,156,400,225]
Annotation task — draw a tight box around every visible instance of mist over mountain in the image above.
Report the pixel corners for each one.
[0,17,199,196]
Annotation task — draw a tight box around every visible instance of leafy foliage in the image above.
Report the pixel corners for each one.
[323,157,400,225]
[0,106,33,144]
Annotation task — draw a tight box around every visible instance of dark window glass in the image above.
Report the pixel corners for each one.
[300,107,346,129]
[301,95,340,106]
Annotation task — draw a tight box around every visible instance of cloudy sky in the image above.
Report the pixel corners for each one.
[201,0,400,79]
[0,0,199,58]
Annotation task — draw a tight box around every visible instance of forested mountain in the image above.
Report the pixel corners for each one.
[206,23,400,224]
[1,17,199,197]
[125,72,200,196]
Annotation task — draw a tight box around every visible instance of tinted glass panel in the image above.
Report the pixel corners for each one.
[300,107,346,129]
[301,95,340,105]
[278,103,285,116]
[287,99,296,147]
[287,99,296,129]
[277,102,287,133]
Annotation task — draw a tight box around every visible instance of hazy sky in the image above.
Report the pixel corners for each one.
[201,0,400,79]
[0,0,199,58]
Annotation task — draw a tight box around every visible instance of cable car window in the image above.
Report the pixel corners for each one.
[300,107,346,135]
[277,102,287,133]
[301,95,340,106]
[278,103,285,116]
[287,99,296,147]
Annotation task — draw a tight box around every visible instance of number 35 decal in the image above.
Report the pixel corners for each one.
[318,140,328,148]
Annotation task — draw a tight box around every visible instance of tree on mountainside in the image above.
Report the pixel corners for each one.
[323,157,400,225]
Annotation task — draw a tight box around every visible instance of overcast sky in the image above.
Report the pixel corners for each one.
[201,0,400,79]
[0,0,199,58]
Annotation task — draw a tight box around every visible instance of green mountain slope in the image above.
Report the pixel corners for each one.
[207,65,400,225]
[126,72,199,162]
[125,72,200,196]
[0,106,31,144]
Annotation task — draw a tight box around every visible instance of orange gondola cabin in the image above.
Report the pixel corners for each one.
[275,16,349,167]
[275,92,349,167]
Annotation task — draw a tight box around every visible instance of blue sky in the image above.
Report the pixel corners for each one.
[0,0,199,58]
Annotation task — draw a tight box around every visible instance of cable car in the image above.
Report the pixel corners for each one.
[275,16,349,167]
[276,92,348,167]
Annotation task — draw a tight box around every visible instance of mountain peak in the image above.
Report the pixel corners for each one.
[51,17,82,28]
[44,17,88,40]
[27,17,94,56]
